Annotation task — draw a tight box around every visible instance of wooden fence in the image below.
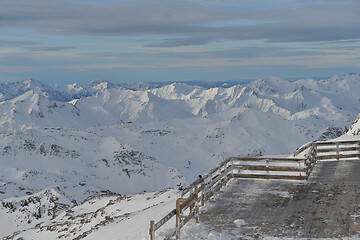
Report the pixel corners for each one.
[315,140,360,160]
[150,157,233,240]
[295,140,360,178]
[150,139,360,239]
[305,144,317,178]
[231,157,307,180]
[149,157,309,239]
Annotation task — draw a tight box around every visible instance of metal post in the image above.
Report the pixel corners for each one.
[149,220,155,240]
[336,142,339,160]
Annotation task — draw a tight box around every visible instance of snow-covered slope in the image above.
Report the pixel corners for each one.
[0,127,184,203]
[347,114,360,135]
[0,91,82,130]
[0,187,183,240]
[0,73,359,239]
[1,74,359,130]
[0,189,72,238]
[0,78,70,102]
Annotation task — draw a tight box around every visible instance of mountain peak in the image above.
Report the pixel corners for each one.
[18,78,52,92]
[22,77,43,85]
[88,80,113,89]
[249,76,294,95]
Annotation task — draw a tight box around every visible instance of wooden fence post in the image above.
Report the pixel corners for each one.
[200,178,205,206]
[149,220,154,240]
[176,199,180,240]
[194,185,199,223]
[305,158,309,180]
[231,157,234,178]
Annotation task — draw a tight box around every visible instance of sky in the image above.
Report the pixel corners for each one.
[0,0,359,85]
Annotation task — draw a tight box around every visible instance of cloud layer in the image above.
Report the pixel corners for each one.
[1,0,359,46]
[0,0,359,83]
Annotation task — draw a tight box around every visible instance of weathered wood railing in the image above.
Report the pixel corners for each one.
[305,144,317,179]
[150,139,360,239]
[149,157,309,239]
[150,157,233,240]
[315,140,360,160]
[293,141,316,157]
[292,139,360,181]
[294,140,360,178]
[231,156,307,180]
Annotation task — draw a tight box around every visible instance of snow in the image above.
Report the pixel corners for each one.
[0,73,359,239]
[7,189,180,240]
[233,219,246,228]
[347,114,360,135]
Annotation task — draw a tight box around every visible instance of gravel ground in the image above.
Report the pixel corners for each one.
[198,160,360,239]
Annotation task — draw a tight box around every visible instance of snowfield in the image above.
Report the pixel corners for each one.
[0,73,360,239]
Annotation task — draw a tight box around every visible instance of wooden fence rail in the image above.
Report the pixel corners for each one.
[150,156,233,240]
[150,139,360,239]
[231,157,307,180]
[315,140,360,161]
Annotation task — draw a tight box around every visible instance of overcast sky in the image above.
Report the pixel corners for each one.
[0,0,359,84]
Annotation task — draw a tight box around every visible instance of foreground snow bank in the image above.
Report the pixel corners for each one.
[4,188,180,240]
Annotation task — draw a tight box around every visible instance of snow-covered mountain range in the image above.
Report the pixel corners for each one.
[1,73,360,239]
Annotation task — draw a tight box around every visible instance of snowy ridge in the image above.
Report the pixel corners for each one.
[0,128,184,203]
[0,78,70,102]
[0,73,360,239]
[0,188,71,238]
[4,188,179,240]
[348,114,360,135]
[0,74,359,130]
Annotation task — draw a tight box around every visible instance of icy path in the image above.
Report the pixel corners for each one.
[182,160,360,239]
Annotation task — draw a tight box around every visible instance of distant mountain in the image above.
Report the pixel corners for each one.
[0,73,360,239]
[2,73,360,102]
[0,78,70,102]
[0,90,81,130]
